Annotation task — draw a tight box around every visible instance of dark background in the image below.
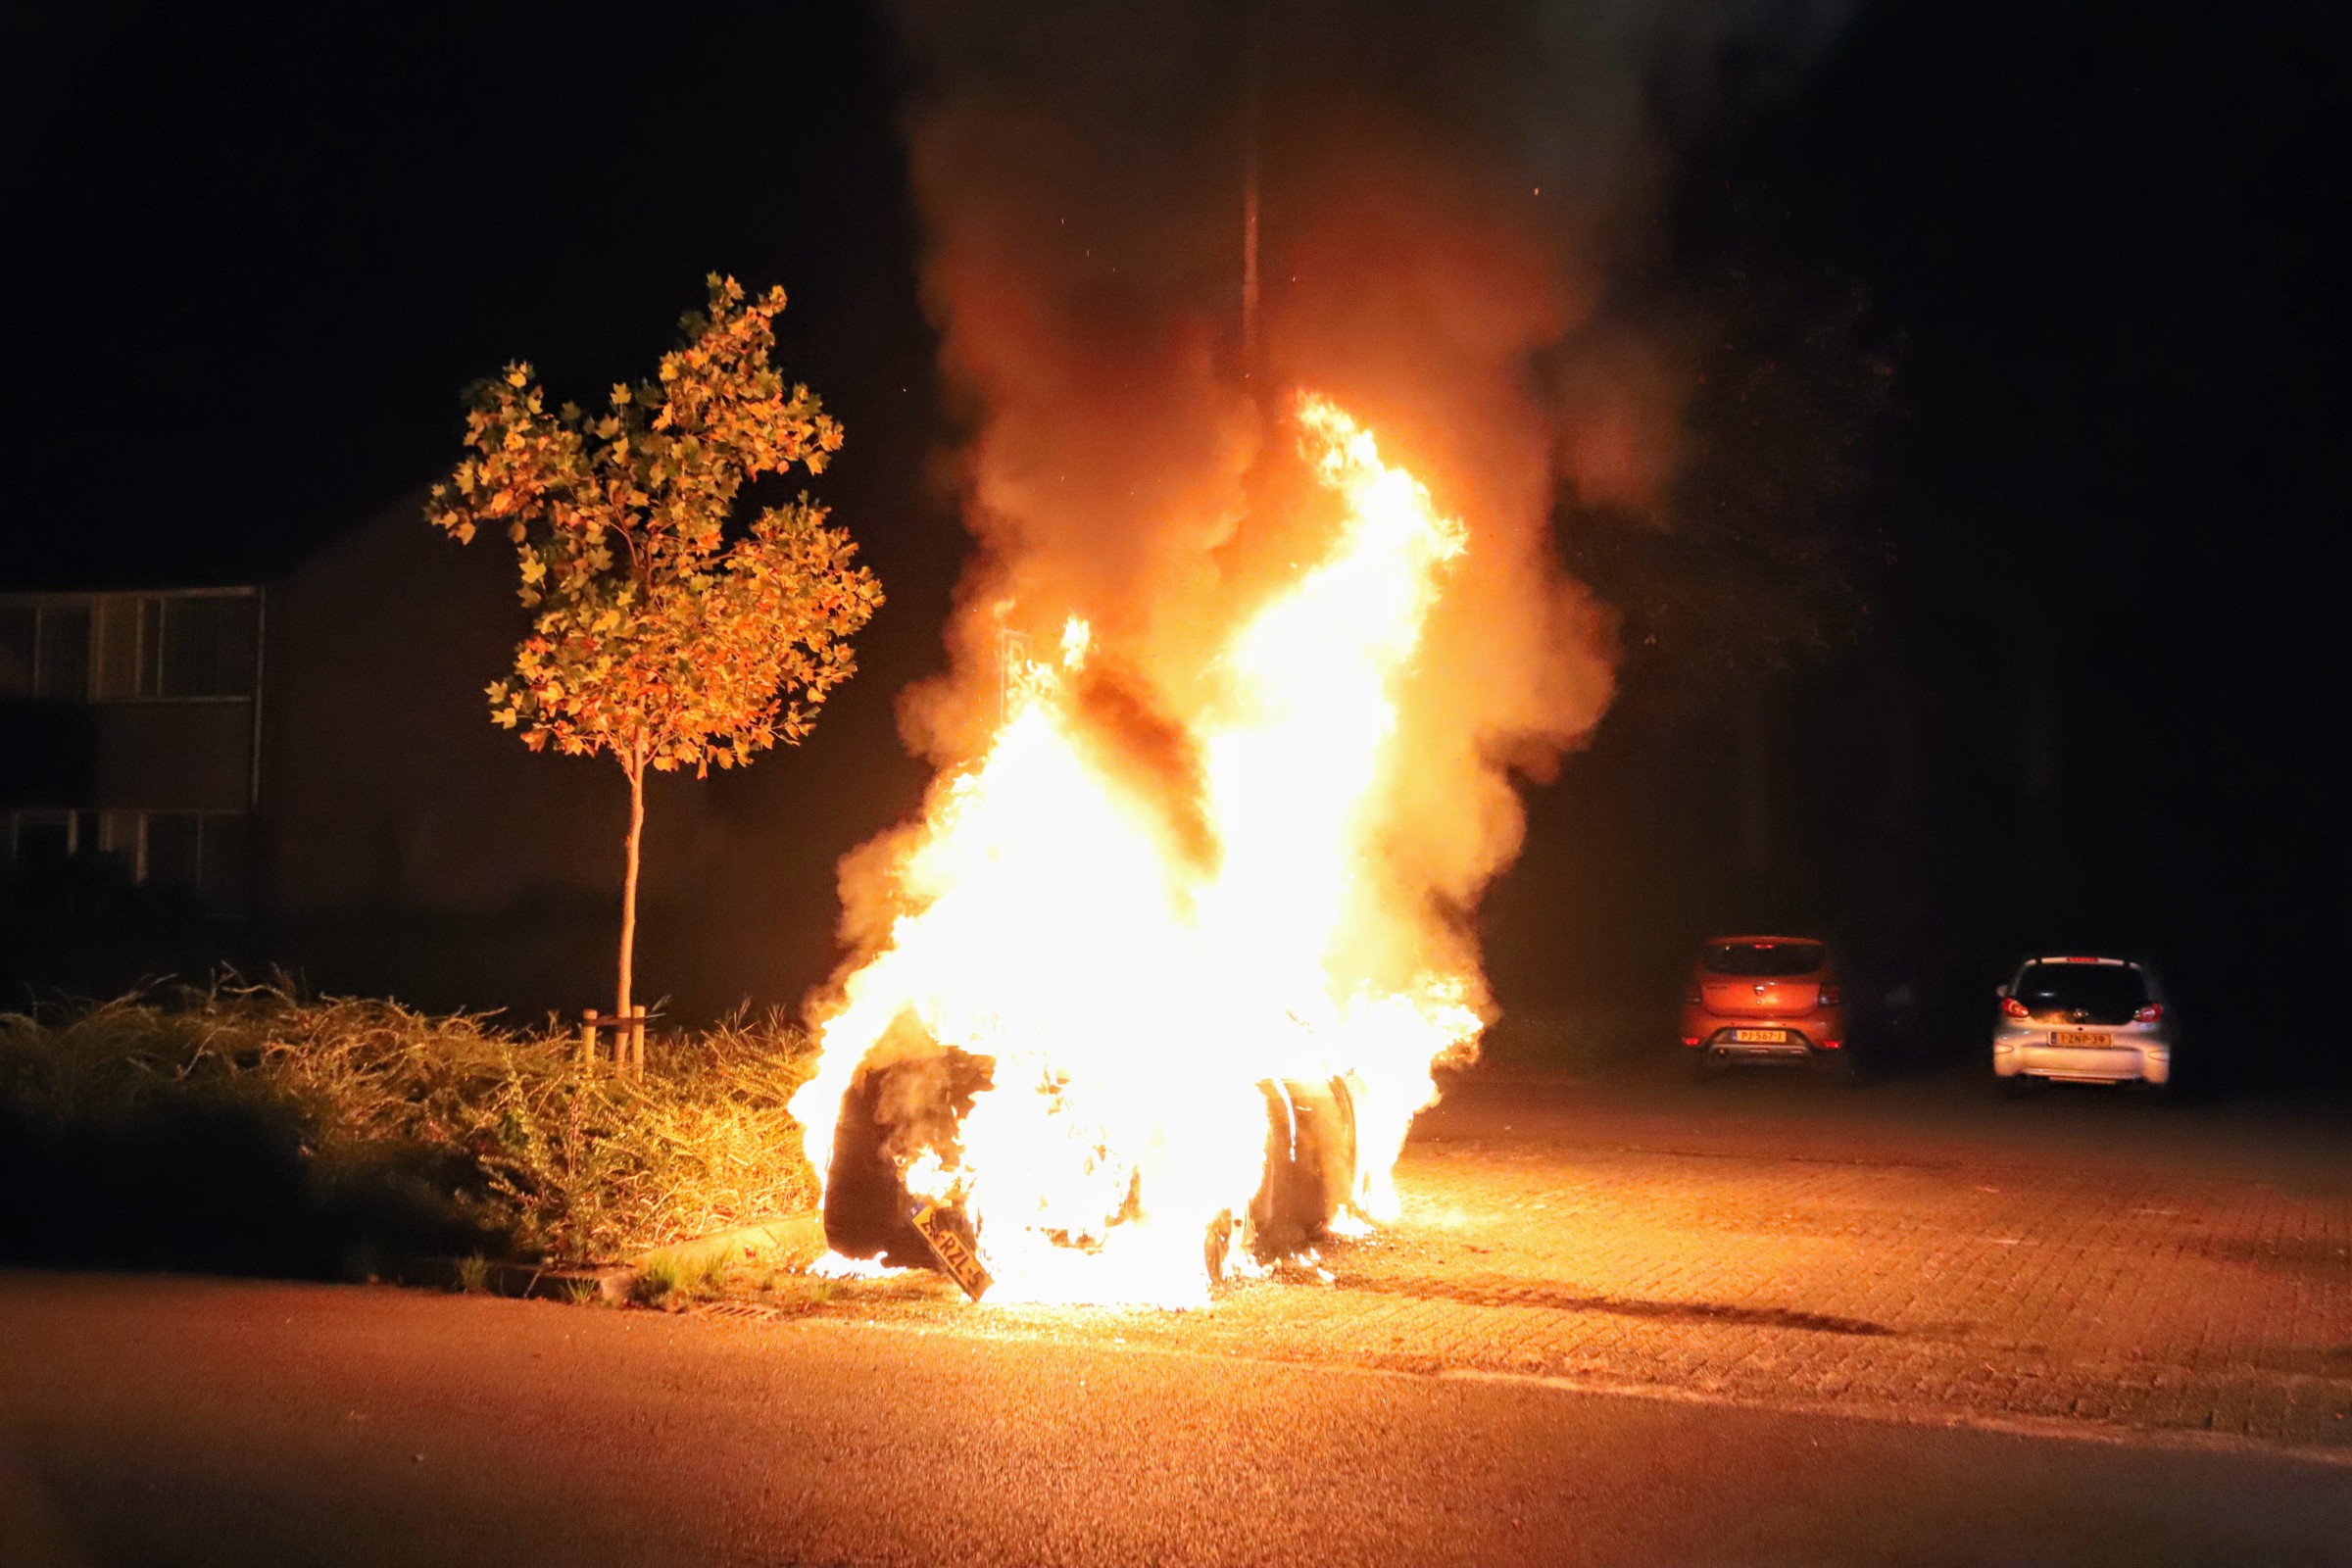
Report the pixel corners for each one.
[4,2,2346,1086]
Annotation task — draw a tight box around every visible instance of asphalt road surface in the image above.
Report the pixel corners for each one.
[677,1059,2352,1452]
[4,1270,2349,1568]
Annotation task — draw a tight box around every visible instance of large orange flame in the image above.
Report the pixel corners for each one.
[790,395,1482,1305]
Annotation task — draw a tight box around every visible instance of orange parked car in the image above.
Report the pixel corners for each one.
[1679,935,1847,1075]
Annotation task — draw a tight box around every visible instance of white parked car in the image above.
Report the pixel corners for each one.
[1992,956,2173,1090]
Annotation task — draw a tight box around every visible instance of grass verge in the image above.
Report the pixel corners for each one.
[0,980,818,1276]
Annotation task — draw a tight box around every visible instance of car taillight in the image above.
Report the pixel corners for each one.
[2001,997,2029,1018]
[1819,984,1840,1006]
[2133,1003,2165,1023]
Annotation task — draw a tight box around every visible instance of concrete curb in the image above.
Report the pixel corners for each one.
[416,1212,825,1308]
[634,1213,826,1277]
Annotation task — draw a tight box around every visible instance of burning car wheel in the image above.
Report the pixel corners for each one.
[820,1031,994,1271]
[1244,1075,1356,1261]
[821,1037,1360,1293]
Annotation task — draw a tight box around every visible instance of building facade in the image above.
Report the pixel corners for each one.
[0,586,264,912]
[0,498,770,1015]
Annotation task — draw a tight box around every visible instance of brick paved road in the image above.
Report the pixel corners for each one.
[727,1063,2352,1452]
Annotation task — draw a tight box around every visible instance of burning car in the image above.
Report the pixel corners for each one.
[787,399,1490,1307]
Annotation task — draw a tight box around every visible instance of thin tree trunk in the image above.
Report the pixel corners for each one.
[617,752,645,1019]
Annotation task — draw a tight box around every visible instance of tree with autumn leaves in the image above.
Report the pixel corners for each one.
[427,275,881,1020]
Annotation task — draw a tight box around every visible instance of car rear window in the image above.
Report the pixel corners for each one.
[2014,962,2147,1017]
[1700,941,1826,978]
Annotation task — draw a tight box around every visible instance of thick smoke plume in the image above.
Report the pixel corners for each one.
[843,0,1845,1005]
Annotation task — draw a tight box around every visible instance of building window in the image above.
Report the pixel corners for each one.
[0,602,95,701]
[159,593,258,698]
[97,810,142,874]
[2,590,259,705]
[144,811,202,889]
[95,599,139,701]
[111,592,259,700]
[4,807,253,915]
[38,605,91,701]
[0,607,34,697]
[8,809,80,876]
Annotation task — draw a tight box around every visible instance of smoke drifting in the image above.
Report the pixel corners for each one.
[858,0,1847,1004]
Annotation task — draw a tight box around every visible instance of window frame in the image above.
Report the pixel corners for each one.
[4,806,255,913]
[0,587,262,705]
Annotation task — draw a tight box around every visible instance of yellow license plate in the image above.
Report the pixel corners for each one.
[2048,1030,2111,1048]
[1732,1028,1788,1043]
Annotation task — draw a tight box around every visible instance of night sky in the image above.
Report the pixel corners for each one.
[6,2,2347,1077]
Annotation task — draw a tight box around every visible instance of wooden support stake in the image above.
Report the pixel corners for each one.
[578,1006,651,1074]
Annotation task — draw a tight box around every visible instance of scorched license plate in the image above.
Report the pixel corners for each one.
[2048,1030,2111,1048]
[1732,1028,1788,1043]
